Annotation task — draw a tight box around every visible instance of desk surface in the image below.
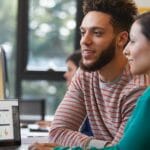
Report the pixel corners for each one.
[0,127,49,150]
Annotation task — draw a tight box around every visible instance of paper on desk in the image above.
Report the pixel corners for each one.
[22,136,49,144]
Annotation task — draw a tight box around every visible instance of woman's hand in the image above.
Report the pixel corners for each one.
[29,142,58,150]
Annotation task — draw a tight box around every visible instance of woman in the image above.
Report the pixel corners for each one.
[101,11,150,150]
[64,50,82,86]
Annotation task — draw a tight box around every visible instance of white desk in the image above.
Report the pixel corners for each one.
[21,125,49,146]
[0,126,49,150]
[21,125,49,139]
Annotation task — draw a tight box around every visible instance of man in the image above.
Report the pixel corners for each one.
[30,0,148,149]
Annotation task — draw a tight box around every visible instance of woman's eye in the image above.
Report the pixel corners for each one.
[129,36,136,44]
[130,40,135,44]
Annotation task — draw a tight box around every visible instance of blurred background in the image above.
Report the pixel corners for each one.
[0,0,149,120]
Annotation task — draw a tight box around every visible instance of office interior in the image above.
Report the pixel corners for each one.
[0,0,150,123]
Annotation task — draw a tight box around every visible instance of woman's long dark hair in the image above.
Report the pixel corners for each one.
[136,11,150,40]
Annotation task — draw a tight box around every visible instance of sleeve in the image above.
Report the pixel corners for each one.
[118,87,150,150]
[49,70,93,147]
[110,86,147,146]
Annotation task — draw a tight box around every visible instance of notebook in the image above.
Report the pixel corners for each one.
[0,100,21,147]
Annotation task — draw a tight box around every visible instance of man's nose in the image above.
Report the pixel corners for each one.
[80,33,92,46]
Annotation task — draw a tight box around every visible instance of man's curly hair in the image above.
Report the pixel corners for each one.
[83,0,138,32]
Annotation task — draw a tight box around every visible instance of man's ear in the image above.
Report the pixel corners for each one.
[116,31,129,49]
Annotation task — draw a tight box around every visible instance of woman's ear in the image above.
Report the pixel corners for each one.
[116,31,129,49]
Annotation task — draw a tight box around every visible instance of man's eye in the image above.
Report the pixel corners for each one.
[80,31,85,36]
[94,31,102,36]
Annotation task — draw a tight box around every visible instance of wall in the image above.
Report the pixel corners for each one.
[135,0,150,13]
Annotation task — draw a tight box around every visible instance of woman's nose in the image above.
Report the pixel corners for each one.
[63,72,67,79]
[123,44,130,56]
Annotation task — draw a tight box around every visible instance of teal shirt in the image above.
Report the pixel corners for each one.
[102,87,150,150]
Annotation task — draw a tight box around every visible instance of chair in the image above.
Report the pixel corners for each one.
[19,99,45,123]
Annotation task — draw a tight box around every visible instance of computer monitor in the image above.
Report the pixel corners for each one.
[0,100,21,146]
[0,47,7,99]
[19,99,45,123]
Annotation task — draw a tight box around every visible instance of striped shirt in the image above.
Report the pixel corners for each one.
[49,65,148,148]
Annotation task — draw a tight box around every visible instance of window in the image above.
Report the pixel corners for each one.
[28,0,76,71]
[22,80,66,116]
[0,0,18,97]
[0,0,83,118]
[16,0,83,117]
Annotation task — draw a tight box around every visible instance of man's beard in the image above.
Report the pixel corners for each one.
[80,39,116,72]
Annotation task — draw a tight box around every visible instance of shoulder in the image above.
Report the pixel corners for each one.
[74,67,99,81]
[121,65,148,96]
[138,87,150,104]
[70,68,99,90]
[131,87,150,116]
[123,64,149,88]
[132,74,149,87]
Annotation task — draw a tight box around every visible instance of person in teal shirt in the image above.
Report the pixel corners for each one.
[101,11,150,150]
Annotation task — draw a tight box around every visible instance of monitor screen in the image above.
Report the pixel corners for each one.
[0,100,21,146]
